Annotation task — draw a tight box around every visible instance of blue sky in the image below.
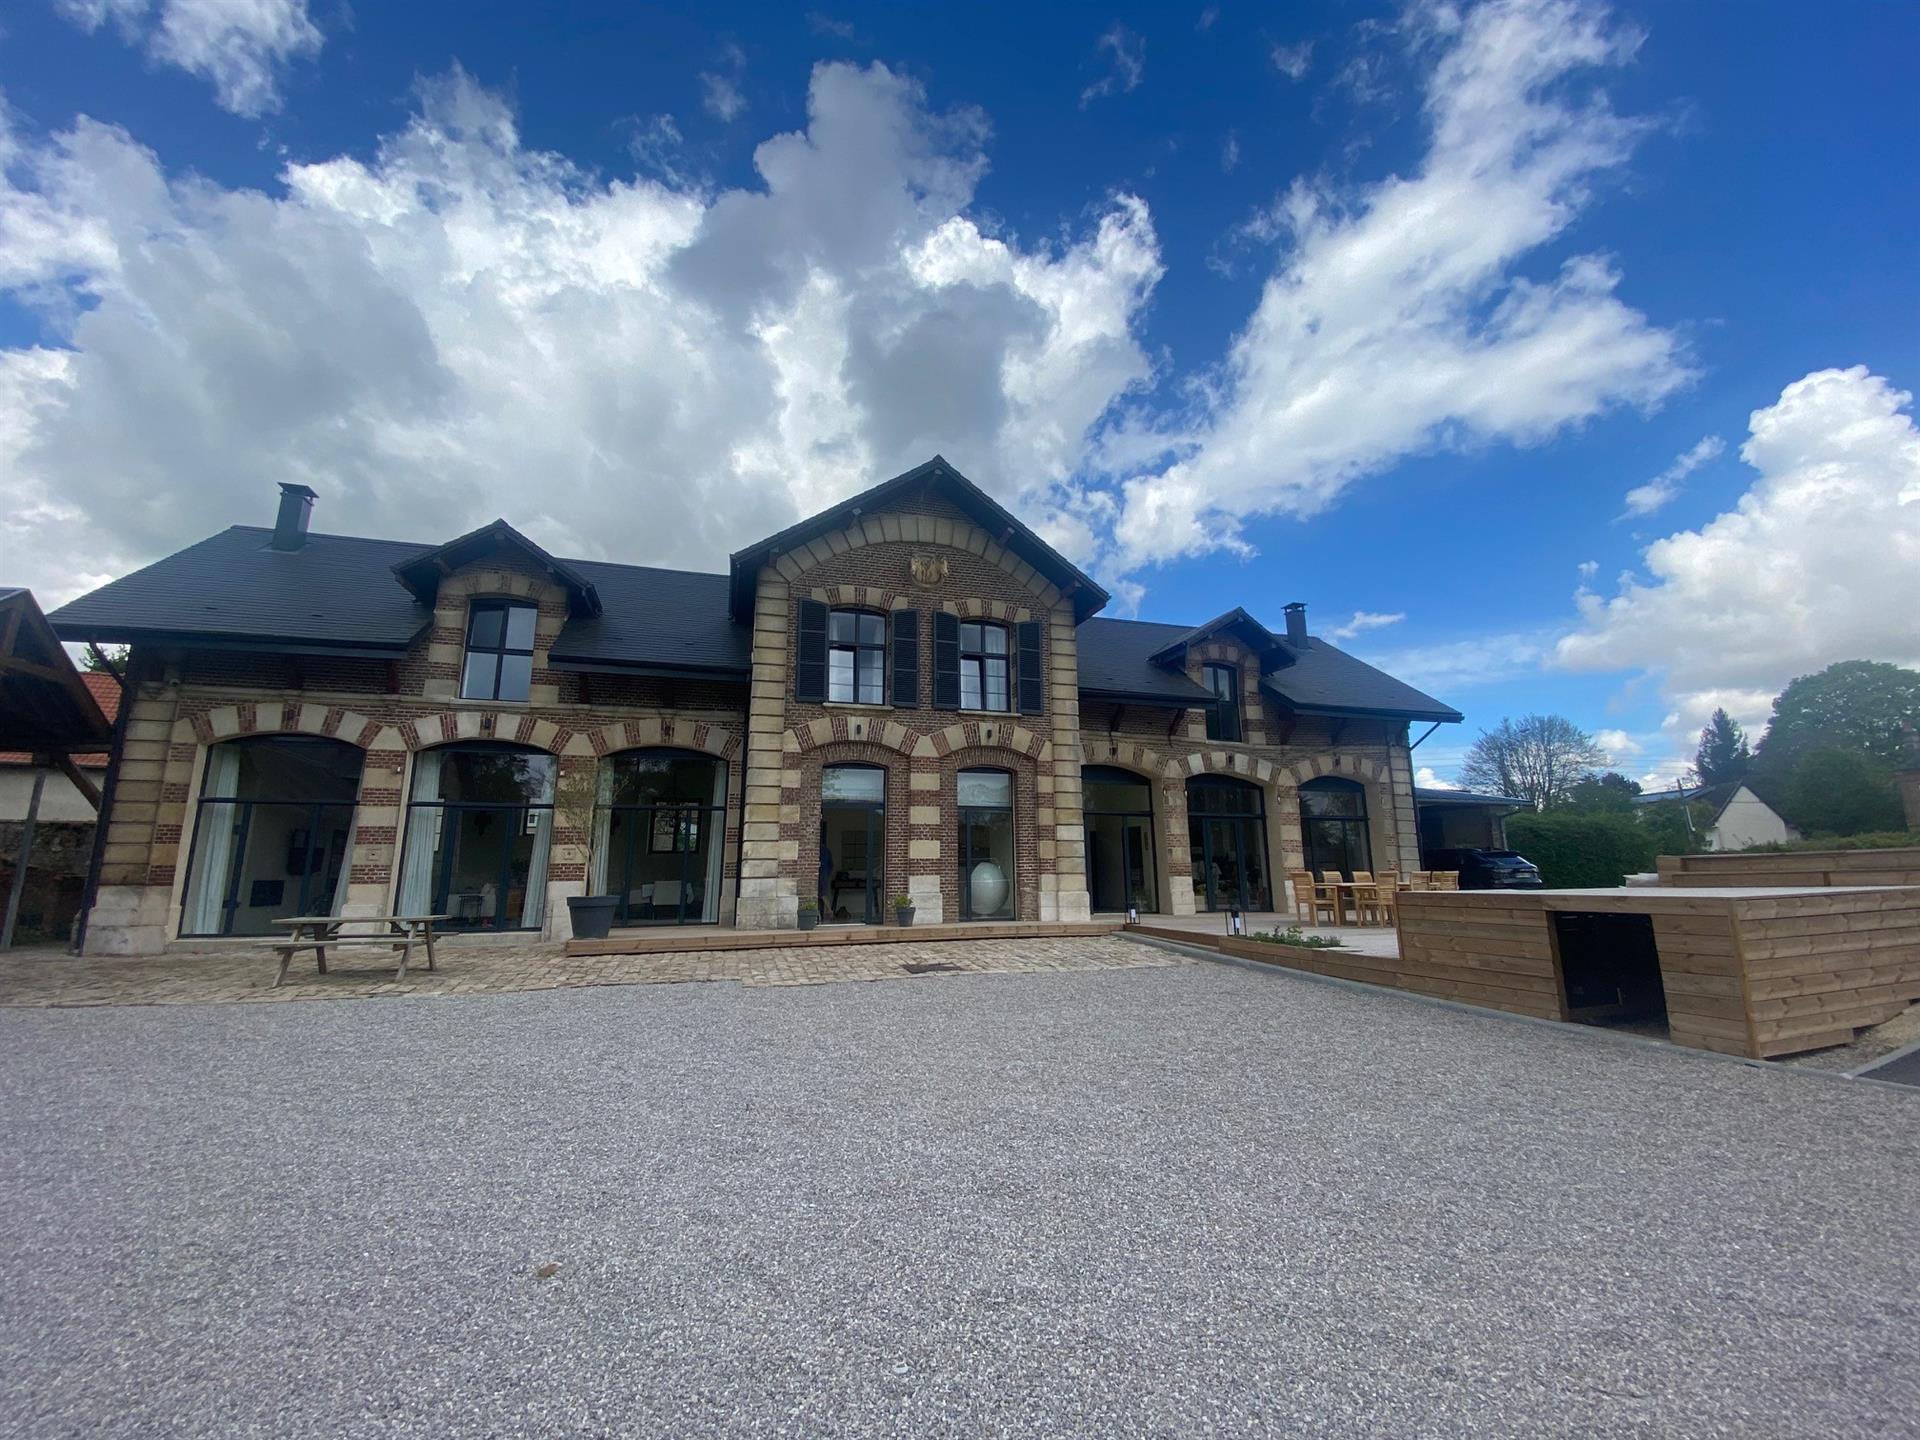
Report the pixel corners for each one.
[3,0,1916,786]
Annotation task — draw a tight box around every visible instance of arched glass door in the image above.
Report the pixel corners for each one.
[1083,765,1157,913]
[594,749,727,926]
[180,736,363,937]
[1300,777,1373,878]
[820,765,886,923]
[1186,776,1272,912]
[397,743,556,931]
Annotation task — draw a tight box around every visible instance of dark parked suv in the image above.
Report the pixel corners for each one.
[1424,847,1544,890]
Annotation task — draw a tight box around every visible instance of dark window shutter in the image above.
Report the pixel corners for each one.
[1016,620,1044,715]
[891,609,920,709]
[795,598,828,703]
[932,611,961,710]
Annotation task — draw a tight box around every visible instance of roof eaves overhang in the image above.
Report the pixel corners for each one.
[1077,685,1210,709]
[1264,693,1465,724]
[47,623,426,658]
[1147,607,1288,668]
[544,656,751,683]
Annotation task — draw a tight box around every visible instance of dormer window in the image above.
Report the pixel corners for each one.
[462,600,536,702]
[1204,662,1242,742]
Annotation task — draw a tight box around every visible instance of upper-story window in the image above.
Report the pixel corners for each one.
[462,600,537,702]
[1203,662,1242,742]
[960,622,1011,712]
[828,610,886,704]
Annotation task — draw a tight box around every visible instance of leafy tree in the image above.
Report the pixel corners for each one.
[1459,714,1606,811]
[1693,708,1752,786]
[1756,661,1920,773]
[1780,747,1906,836]
[80,643,128,673]
[1560,771,1642,815]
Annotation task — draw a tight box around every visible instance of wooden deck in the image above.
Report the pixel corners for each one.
[1139,887,1920,1060]
[564,919,1121,957]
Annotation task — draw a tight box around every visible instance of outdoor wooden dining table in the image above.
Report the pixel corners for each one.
[1319,882,1388,926]
[268,915,448,988]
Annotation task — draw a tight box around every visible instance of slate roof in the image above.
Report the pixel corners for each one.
[1414,787,1528,809]
[1079,616,1459,721]
[48,509,1456,717]
[47,525,751,676]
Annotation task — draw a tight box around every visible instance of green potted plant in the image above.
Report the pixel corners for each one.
[796,898,820,932]
[892,893,915,927]
[554,761,617,940]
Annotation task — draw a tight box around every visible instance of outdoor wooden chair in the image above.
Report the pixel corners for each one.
[1349,871,1387,926]
[1408,871,1433,890]
[1291,870,1339,926]
[1432,870,1460,890]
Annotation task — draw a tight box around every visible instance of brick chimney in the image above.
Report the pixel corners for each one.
[1283,601,1309,648]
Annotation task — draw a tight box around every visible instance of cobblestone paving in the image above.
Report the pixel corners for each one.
[0,934,1187,1008]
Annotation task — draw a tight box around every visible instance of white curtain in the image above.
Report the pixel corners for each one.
[326,821,355,916]
[184,745,242,935]
[521,809,553,928]
[587,760,614,895]
[702,760,728,919]
[396,750,443,915]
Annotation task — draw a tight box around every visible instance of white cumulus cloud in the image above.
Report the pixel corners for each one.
[1414,766,1460,790]
[1558,364,1920,745]
[1106,0,1688,571]
[57,0,322,117]
[0,63,1163,606]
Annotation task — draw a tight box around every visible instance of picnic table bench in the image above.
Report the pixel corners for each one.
[269,915,448,987]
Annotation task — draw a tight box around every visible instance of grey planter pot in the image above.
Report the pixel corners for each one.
[566,895,617,940]
[893,906,915,927]
[797,909,819,931]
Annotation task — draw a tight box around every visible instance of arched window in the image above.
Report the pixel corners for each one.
[397,743,556,930]
[1186,775,1272,912]
[1082,765,1157,914]
[820,764,887,923]
[1300,776,1372,879]
[827,610,887,704]
[461,600,537,702]
[180,736,363,937]
[591,749,728,926]
[958,768,1015,919]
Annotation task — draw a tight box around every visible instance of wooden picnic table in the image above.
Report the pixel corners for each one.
[269,914,448,988]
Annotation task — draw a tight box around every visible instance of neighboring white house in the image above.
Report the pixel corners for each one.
[1702,783,1798,852]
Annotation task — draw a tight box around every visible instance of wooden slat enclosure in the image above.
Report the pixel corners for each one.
[1658,848,1920,888]
[1209,886,1920,1060]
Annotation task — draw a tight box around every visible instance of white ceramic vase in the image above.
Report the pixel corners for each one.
[969,860,1009,916]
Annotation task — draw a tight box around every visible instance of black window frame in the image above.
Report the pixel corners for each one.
[1203,662,1242,742]
[461,599,538,703]
[826,608,888,705]
[956,766,1016,920]
[959,621,1012,713]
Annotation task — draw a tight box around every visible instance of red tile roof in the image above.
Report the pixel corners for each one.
[0,668,122,769]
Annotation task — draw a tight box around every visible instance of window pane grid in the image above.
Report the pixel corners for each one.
[462,601,537,702]
[827,610,888,704]
[959,624,1012,712]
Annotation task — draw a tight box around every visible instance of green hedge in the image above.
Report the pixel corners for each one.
[1506,812,1657,889]
[1736,829,1920,854]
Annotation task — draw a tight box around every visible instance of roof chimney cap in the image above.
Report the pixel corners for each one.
[270,482,317,551]
[1282,601,1308,647]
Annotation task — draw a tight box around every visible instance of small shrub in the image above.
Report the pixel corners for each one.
[1506,811,1656,889]
[1736,829,1920,854]
[1250,925,1344,950]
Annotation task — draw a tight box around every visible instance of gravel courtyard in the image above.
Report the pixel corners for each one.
[2,956,1917,1438]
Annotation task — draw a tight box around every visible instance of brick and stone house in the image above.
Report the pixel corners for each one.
[48,459,1461,953]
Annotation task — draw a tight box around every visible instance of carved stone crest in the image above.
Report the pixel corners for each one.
[909,553,949,587]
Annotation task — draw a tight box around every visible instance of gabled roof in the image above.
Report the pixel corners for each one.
[1,671,120,768]
[1146,607,1289,665]
[0,589,113,756]
[727,456,1110,624]
[1077,615,1459,721]
[392,519,602,618]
